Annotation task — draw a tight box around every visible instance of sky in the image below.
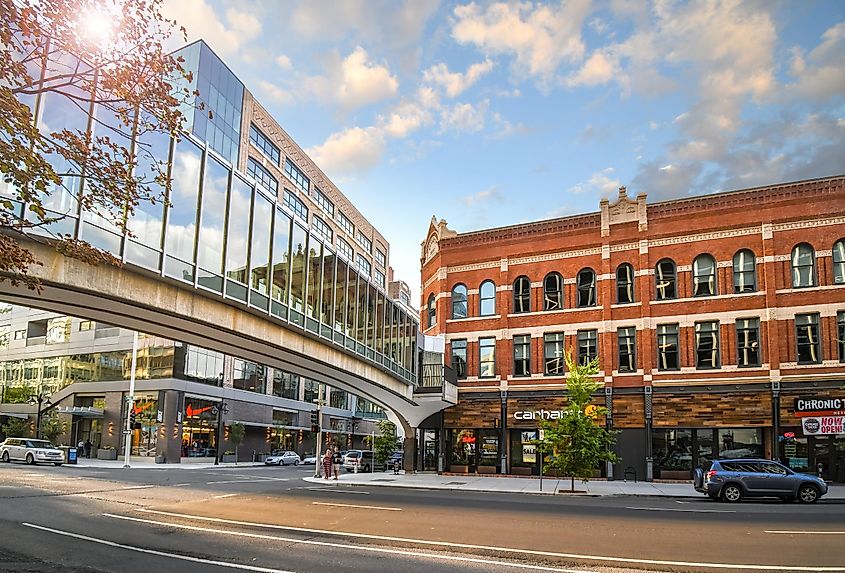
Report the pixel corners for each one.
[162,0,845,304]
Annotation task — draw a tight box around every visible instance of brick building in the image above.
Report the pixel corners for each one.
[419,176,845,481]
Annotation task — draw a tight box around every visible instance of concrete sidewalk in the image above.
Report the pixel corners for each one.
[71,458,266,470]
[303,471,845,499]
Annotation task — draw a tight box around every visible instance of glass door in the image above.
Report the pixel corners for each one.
[421,430,438,471]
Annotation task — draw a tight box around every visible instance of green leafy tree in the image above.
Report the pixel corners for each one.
[40,412,65,443]
[1,0,194,289]
[1,416,31,439]
[228,422,245,462]
[373,419,399,467]
[536,352,619,492]
[2,384,35,403]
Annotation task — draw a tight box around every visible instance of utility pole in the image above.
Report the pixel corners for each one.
[313,382,324,478]
[123,330,139,468]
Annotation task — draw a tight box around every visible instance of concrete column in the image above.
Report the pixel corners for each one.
[403,431,416,472]
[157,389,182,463]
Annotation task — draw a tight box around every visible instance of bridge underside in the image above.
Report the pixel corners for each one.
[0,240,453,431]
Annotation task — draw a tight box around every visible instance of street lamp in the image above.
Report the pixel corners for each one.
[212,401,229,466]
[27,392,52,439]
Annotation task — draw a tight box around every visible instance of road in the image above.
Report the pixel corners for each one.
[0,461,843,573]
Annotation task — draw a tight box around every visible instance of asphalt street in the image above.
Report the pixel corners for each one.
[0,461,843,573]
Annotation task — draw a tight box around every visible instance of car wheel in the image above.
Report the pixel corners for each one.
[294,460,299,466]
[54,463,63,467]
[779,496,795,503]
[798,484,819,504]
[25,454,35,465]
[721,484,743,503]
[1,451,9,463]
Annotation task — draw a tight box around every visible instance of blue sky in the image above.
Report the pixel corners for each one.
[164,0,845,302]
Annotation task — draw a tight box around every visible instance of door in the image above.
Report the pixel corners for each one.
[421,430,438,471]
[761,462,793,493]
[737,461,771,493]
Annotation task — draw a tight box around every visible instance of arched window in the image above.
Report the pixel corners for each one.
[513,276,531,313]
[833,239,845,285]
[451,284,467,319]
[426,293,436,329]
[733,250,756,293]
[655,259,676,300]
[791,243,816,288]
[616,263,635,304]
[577,268,596,307]
[479,280,496,316]
[543,272,563,310]
[692,254,717,297]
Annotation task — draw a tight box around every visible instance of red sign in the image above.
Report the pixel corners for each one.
[783,432,795,438]
[186,404,212,418]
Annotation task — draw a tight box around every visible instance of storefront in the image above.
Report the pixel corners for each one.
[181,397,218,458]
[651,427,765,479]
[779,395,845,482]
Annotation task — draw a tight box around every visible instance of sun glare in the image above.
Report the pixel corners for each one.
[76,3,120,50]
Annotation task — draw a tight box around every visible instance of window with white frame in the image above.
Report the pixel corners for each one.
[311,216,333,243]
[695,321,720,369]
[796,313,821,364]
[544,332,564,375]
[356,253,372,276]
[791,244,816,288]
[544,272,563,310]
[313,187,334,217]
[451,284,468,319]
[356,231,372,253]
[513,276,530,313]
[733,250,756,293]
[338,211,354,236]
[657,324,679,370]
[833,239,845,284]
[337,238,353,261]
[616,264,635,304]
[577,329,597,365]
[375,247,386,268]
[577,268,596,307]
[736,318,760,367]
[249,124,280,165]
[655,259,676,300]
[284,158,309,193]
[247,157,278,197]
[451,339,467,379]
[693,254,717,296]
[513,335,531,376]
[479,280,496,316]
[617,327,636,373]
[479,337,496,378]
[284,190,308,221]
[426,294,436,328]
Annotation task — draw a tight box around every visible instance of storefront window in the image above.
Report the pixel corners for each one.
[478,430,499,470]
[653,428,693,475]
[129,394,158,456]
[450,429,476,467]
[182,398,218,457]
[232,359,265,393]
[717,428,763,459]
[510,430,538,475]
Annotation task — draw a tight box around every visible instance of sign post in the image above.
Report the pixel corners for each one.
[122,330,139,469]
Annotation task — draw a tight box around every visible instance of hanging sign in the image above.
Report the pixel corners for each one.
[802,416,845,436]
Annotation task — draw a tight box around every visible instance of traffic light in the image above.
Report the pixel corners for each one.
[310,411,318,433]
[129,411,137,427]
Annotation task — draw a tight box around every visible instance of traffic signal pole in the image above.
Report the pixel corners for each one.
[313,383,324,478]
[123,330,139,469]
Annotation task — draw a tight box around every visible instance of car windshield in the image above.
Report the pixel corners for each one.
[27,440,55,449]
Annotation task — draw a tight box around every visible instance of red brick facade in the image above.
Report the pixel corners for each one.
[420,176,845,480]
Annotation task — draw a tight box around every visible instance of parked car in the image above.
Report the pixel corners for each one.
[301,454,318,465]
[383,451,403,471]
[343,450,374,472]
[264,450,301,466]
[694,459,827,503]
[0,438,64,466]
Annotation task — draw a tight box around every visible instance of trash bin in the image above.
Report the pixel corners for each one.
[61,446,78,465]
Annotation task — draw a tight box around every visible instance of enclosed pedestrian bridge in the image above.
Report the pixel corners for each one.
[0,132,456,432]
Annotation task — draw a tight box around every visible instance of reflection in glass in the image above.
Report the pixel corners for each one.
[306,241,322,320]
[356,275,368,344]
[346,272,358,339]
[374,290,384,355]
[366,283,377,350]
[334,259,347,332]
[165,138,202,279]
[290,223,307,313]
[321,250,335,326]
[225,176,251,284]
[197,155,229,281]
[250,194,273,297]
[127,129,171,268]
[271,209,291,306]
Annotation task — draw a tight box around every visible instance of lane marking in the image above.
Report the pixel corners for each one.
[301,486,370,495]
[102,513,601,573]
[205,480,278,485]
[765,531,845,535]
[228,474,291,482]
[213,493,239,499]
[312,502,402,512]
[625,506,735,514]
[21,523,297,573]
[133,508,845,572]
[119,485,155,491]
[172,483,191,487]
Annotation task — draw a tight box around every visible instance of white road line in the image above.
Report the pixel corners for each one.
[102,513,599,573]
[206,480,262,485]
[119,485,154,490]
[625,506,735,514]
[134,508,845,572]
[172,483,191,487]
[229,474,290,481]
[213,493,238,499]
[301,486,370,495]
[21,522,297,573]
[312,502,402,511]
[765,531,845,535]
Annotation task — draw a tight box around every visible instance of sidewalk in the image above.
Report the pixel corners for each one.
[303,471,845,498]
[72,458,265,470]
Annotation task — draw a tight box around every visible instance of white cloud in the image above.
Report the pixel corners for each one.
[461,186,503,207]
[567,50,619,87]
[439,100,489,133]
[275,55,293,71]
[305,47,399,111]
[451,0,591,82]
[785,22,845,102]
[423,59,494,98]
[259,80,295,106]
[567,168,621,196]
[162,0,261,55]
[306,126,386,176]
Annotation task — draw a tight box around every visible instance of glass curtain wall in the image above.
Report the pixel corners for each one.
[249,193,273,310]
[289,223,308,326]
[306,240,323,332]
[164,137,202,282]
[197,155,229,292]
[270,208,292,317]
[224,175,252,301]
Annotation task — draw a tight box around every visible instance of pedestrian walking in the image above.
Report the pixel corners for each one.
[84,440,93,459]
[322,449,332,479]
[332,446,342,480]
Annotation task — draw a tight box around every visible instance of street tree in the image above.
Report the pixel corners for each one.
[373,419,399,468]
[228,422,245,462]
[1,0,194,289]
[40,412,65,443]
[536,352,619,492]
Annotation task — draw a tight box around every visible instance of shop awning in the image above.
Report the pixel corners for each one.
[56,406,104,418]
[0,411,30,419]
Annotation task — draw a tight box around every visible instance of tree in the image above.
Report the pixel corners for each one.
[228,422,245,462]
[373,419,399,468]
[1,416,31,439]
[1,0,194,289]
[2,383,35,403]
[536,352,619,492]
[40,412,65,443]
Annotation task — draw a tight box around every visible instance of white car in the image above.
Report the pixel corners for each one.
[301,455,317,465]
[0,438,64,466]
[264,450,301,466]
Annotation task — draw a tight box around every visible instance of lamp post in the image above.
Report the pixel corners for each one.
[212,401,229,466]
[28,392,52,439]
[123,330,139,469]
[313,383,324,478]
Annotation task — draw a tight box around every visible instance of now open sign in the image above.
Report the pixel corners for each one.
[802,416,845,435]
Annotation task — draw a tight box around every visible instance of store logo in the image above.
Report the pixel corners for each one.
[513,409,564,420]
[803,418,821,434]
[132,402,155,415]
[186,404,212,418]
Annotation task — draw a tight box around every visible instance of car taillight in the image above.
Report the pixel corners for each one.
[706,470,717,480]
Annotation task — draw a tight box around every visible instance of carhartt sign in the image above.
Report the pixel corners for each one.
[513,409,564,420]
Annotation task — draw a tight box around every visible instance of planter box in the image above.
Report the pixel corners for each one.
[449,464,470,473]
[221,454,237,463]
[97,449,117,460]
[511,466,533,476]
[658,470,691,480]
[477,465,497,474]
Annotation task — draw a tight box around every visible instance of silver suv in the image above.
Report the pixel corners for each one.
[0,438,65,466]
[343,450,374,472]
[694,459,827,503]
